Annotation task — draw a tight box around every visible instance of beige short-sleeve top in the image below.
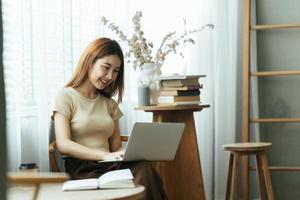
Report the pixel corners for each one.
[51,87,123,152]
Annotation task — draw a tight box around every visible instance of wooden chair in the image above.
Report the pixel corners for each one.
[223,142,274,200]
[49,136,129,172]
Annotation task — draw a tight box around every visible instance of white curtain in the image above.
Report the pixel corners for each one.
[2,0,241,199]
[212,1,243,199]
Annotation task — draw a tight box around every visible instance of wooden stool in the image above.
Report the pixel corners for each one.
[223,142,274,200]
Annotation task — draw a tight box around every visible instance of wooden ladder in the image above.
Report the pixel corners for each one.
[242,0,300,199]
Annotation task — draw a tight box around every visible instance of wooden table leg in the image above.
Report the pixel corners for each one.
[260,152,274,200]
[225,153,234,200]
[31,184,40,200]
[256,153,264,200]
[153,111,205,200]
[232,153,240,200]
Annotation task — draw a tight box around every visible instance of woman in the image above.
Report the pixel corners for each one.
[51,38,167,200]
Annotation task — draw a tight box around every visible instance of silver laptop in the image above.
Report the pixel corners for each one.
[99,122,185,162]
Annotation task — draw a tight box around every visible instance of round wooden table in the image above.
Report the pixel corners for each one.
[8,183,145,200]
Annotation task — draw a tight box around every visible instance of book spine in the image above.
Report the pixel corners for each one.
[161,79,199,87]
[160,89,200,96]
[160,84,203,91]
[173,96,200,102]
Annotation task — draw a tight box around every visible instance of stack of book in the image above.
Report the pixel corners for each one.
[157,74,205,106]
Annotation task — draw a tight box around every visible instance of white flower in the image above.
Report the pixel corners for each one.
[101,11,214,72]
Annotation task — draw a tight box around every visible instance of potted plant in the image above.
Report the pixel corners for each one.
[101,11,214,105]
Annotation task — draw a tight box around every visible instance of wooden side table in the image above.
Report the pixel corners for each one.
[136,104,210,200]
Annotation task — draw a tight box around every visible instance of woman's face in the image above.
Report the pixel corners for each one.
[88,54,121,90]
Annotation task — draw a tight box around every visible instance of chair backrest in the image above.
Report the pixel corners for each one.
[49,120,65,172]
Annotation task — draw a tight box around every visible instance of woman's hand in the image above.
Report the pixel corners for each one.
[102,151,124,161]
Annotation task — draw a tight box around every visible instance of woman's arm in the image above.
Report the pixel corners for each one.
[108,120,123,152]
[54,112,109,161]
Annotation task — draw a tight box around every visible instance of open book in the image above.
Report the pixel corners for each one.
[62,169,135,191]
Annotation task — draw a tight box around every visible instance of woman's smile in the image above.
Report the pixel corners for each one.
[99,79,109,87]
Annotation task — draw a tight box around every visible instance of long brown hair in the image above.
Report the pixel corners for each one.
[65,38,124,103]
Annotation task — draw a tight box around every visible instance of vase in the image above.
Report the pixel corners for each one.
[137,63,160,106]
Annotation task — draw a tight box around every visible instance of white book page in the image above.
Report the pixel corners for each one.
[99,179,135,189]
[98,169,133,186]
[62,178,98,191]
